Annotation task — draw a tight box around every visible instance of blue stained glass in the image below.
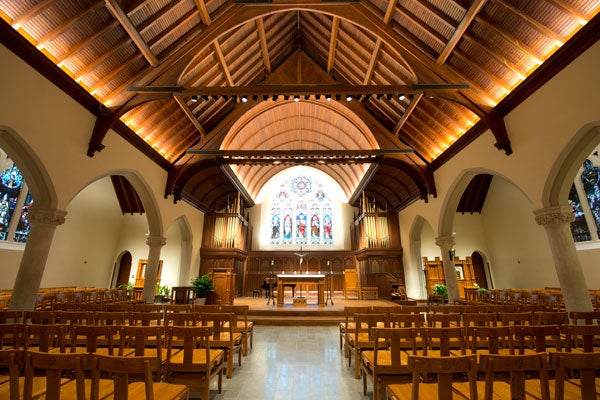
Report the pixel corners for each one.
[569,184,591,242]
[13,192,33,243]
[0,164,23,241]
[580,160,600,238]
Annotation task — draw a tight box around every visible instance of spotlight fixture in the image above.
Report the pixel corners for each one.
[304,94,310,100]
[201,95,209,101]
[398,94,406,101]
[385,94,392,100]
[272,95,278,101]
[284,95,290,101]
[262,95,269,101]
[241,95,248,103]
[191,95,198,102]
[335,94,342,101]
[294,95,300,102]
[325,94,331,101]
[346,95,353,101]
[376,94,384,100]
[315,94,321,100]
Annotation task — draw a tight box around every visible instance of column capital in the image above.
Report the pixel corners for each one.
[435,235,455,249]
[28,206,67,227]
[534,205,574,226]
[146,235,166,248]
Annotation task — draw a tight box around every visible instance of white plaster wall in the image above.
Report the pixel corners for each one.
[0,44,205,292]
[399,40,600,294]
[480,178,557,289]
[44,178,123,288]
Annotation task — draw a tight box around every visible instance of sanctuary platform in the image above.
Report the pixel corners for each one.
[233,295,399,326]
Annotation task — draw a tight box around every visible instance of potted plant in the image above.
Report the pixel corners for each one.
[154,284,170,303]
[431,284,448,304]
[191,274,214,305]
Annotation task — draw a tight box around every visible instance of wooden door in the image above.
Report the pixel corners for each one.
[134,259,163,288]
[116,252,132,288]
[471,252,489,289]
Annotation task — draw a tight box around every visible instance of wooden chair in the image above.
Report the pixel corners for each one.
[23,324,68,353]
[386,354,478,400]
[69,324,117,356]
[389,312,426,328]
[0,311,23,324]
[515,325,563,354]
[462,312,498,328]
[467,326,515,358]
[0,324,22,350]
[339,305,371,351]
[118,326,167,379]
[420,326,467,357]
[164,312,199,327]
[550,351,600,399]
[23,350,86,400]
[220,305,254,356]
[399,305,431,314]
[164,326,224,400]
[346,313,389,378]
[569,310,600,324]
[23,310,55,324]
[532,311,569,326]
[564,324,600,352]
[104,302,134,312]
[129,311,163,326]
[57,311,93,346]
[361,327,418,400]
[499,312,533,327]
[0,349,20,400]
[344,269,361,300]
[479,353,550,400]
[164,304,192,314]
[90,354,189,400]
[135,303,164,312]
[426,312,462,327]
[200,312,242,378]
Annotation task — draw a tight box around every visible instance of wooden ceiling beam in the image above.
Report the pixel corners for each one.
[128,83,468,97]
[56,21,120,65]
[395,4,446,48]
[393,93,422,135]
[104,0,159,67]
[437,0,487,64]
[363,38,382,85]
[547,0,588,25]
[37,2,107,49]
[492,0,564,45]
[327,17,340,73]
[194,0,212,25]
[256,18,272,74]
[213,39,235,87]
[10,1,54,28]
[174,96,207,137]
[383,0,398,24]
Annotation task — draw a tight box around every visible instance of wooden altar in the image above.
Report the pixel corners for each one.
[277,274,326,307]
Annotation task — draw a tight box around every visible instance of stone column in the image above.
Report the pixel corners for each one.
[9,207,67,311]
[534,206,593,312]
[142,235,166,303]
[435,235,459,303]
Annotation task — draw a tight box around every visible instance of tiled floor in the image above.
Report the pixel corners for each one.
[205,325,369,400]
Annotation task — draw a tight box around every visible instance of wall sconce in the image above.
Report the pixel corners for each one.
[449,248,455,260]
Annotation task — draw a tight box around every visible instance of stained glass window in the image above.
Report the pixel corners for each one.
[269,173,334,245]
[0,148,33,244]
[569,184,591,242]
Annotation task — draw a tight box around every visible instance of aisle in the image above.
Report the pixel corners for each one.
[207,325,367,399]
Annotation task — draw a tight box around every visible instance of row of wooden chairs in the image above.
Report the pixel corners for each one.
[0,343,225,399]
[358,323,600,400]
[0,304,254,355]
[345,312,600,378]
[384,351,600,400]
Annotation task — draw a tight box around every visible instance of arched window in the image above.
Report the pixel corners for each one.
[0,148,33,244]
[268,172,335,246]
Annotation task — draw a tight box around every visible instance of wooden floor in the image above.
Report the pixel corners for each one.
[234,295,398,326]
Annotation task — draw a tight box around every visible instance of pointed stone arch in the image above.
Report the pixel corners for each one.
[408,215,434,299]
[0,126,57,208]
[543,124,600,207]
[166,215,194,286]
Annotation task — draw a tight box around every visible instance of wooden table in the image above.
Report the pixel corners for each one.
[277,274,326,307]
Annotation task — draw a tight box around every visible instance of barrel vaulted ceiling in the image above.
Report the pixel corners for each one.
[0,0,598,213]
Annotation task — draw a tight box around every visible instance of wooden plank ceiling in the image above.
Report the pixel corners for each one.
[0,0,598,213]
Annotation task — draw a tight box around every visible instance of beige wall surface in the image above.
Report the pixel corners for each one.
[0,44,204,291]
[400,40,600,298]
